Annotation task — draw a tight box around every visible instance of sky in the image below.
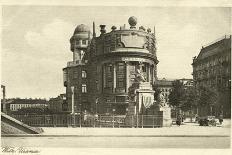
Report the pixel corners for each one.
[1,6,231,99]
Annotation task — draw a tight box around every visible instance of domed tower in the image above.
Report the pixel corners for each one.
[63,24,92,113]
[70,24,91,63]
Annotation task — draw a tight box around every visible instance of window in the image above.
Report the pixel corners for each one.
[82,71,87,78]
[106,64,113,88]
[142,65,146,72]
[103,64,113,89]
[96,80,99,91]
[82,84,87,93]
[75,40,80,46]
[82,40,87,45]
[73,71,78,79]
[116,62,125,88]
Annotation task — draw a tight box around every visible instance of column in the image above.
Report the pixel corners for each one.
[113,62,116,92]
[151,65,154,84]
[125,61,130,92]
[71,86,75,114]
[147,63,150,82]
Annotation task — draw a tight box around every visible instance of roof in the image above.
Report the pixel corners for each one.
[156,79,173,86]
[4,99,48,104]
[194,35,231,62]
[74,24,90,34]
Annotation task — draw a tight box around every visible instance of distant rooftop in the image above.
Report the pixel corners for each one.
[202,35,231,48]
[156,78,173,86]
[193,35,231,62]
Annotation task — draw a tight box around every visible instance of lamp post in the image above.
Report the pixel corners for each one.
[79,103,82,128]
[112,108,115,128]
[1,85,6,114]
[71,86,75,127]
[95,98,98,115]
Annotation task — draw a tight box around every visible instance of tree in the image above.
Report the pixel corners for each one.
[181,87,199,111]
[197,86,219,116]
[169,80,185,108]
[198,86,218,107]
[169,80,200,113]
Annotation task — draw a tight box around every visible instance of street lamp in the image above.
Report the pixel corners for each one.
[112,108,115,128]
[71,86,75,127]
[95,98,99,115]
[79,103,82,128]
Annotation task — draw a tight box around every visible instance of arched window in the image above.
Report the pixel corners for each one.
[82,71,87,78]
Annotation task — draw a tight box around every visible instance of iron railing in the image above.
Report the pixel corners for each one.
[10,114,163,128]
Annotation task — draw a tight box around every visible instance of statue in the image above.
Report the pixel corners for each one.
[158,93,166,107]
[135,68,146,83]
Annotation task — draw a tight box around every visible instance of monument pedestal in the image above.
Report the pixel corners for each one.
[160,106,172,127]
[125,82,172,127]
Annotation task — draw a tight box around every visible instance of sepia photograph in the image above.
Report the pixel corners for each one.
[1,1,231,154]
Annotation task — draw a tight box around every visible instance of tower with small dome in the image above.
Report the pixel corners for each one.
[70,24,91,63]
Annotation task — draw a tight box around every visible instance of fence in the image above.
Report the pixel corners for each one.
[11,114,163,128]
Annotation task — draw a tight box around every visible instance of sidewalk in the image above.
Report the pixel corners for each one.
[37,120,231,137]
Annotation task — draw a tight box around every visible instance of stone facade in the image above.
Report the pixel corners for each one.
[63,17,158,115]
[192,35,231,118]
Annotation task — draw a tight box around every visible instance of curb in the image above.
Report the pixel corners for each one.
[2,134,230,138]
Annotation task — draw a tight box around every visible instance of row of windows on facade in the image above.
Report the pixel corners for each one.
[196,78,231,87]
[195,67,230,78]
[10,104,46,111]
[161,93,170,97]
[159,88,172,92]
[75,39,88,46]
[104,96,129,103]
[103,62,154,89]
[194,54,230,71]
[73,70,87,79]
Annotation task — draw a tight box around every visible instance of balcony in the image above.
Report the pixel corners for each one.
[67,60,83,67]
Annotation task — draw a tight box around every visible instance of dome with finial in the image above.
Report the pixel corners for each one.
[74,24,90,34]
[128,16,137,28]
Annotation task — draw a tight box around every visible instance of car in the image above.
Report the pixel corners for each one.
[199,116,216,126]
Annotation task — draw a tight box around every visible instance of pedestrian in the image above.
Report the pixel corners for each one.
[195,114,198,123]
[219,114,223,125]
[176,114,182,126]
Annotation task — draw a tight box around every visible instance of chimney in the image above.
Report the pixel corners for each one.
[100,25,106,34]
[93,22,96,37]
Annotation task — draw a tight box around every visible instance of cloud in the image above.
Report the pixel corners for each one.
[2,19,76,98]
[24,18,75,61]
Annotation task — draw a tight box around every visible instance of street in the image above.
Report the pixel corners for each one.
[1,136,230,148]
[2,119,230,148]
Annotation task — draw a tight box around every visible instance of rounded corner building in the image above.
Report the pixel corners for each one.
[63,16,158,115]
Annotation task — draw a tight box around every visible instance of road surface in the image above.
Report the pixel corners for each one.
[1,136,230,148]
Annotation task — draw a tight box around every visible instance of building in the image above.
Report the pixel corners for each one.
[63,16,158,115]
[155,78,173,103]
[178,78,194,88]
[48,94,67,113]
[192,35,231,117]
[4,98,48,112]
[63,24,92,114]
[155,78,193,104]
